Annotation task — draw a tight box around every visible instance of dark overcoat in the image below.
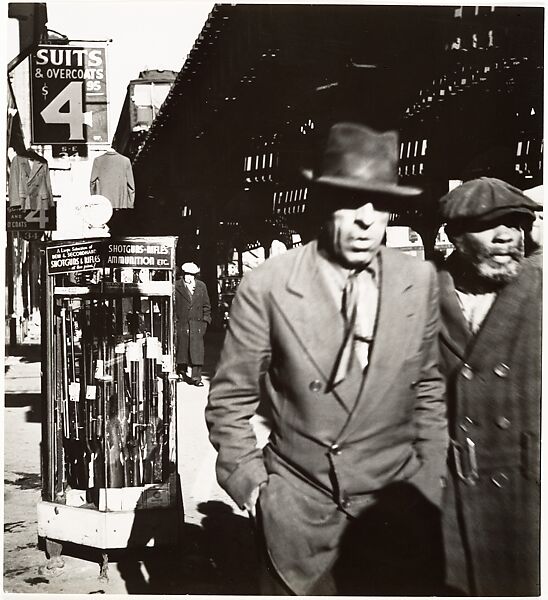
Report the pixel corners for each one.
[206,242,448,594]
[175,278,211,365]
[438,254,541,596]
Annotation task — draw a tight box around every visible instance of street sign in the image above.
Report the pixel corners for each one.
[21,231,44,242]
[7,206,57,231]
[30,44,108,144]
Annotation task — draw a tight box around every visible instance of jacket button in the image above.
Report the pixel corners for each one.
[493,362,510,378]
[495,416,511,430]
[490,472,509,488]
[329,443,341,455]
[309,380,323,392]
[340,496,351,509]
[461,363,474,380]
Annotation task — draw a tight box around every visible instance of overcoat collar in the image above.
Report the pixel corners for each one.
[21,156,45,184]
[462,259,538,367]
[176,279,192,303]
[438,257,536,364]
[274,241,415,414]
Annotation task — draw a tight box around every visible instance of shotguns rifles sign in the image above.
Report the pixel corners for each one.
[46,239,176,275]
[30,44,108,144]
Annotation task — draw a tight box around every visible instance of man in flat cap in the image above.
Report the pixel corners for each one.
[175,262,211,386]
[206,123,447,595]
[437,177,541,596]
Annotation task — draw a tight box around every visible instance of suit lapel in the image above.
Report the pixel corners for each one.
[438,269,471,360]
[351,249,415,413]
[26,159,43,184]
[271,242,354,411]
[176,280,191,304]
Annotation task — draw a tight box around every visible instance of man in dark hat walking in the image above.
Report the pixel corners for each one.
[175,262,211,386]
[436,177,541,596]
[206,123,448,595]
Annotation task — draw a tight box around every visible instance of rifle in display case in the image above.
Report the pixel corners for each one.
[38,237,182,563]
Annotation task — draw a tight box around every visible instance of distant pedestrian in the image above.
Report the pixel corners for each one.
[175,262,211,386]
[437,177,541,596]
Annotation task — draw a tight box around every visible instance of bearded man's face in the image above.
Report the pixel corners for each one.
[451,216,525,283]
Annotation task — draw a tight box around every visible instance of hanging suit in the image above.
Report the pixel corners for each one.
[206,241,448,595]
[8,154,53,209]
[90,150,135,209]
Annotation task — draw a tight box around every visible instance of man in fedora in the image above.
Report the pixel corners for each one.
[175,262,211,386]
[436,178,541,596]
[206,123,448,594]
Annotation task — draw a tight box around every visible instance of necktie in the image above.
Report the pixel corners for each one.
[329,270,360,388]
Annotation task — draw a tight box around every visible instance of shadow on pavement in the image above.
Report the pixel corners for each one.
[4,393,42,422]
[5,345,42,363]
[117,499,259,594]
[200,330,225,384]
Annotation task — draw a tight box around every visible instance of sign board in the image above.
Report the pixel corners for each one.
[46,241,103,275]
[21,231,45,242]
[105,241,174,269]
[30,44,108,144]
[45,238,177,275]
[7,206,56,231]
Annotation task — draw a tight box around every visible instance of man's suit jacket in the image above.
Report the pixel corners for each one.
[206,241,447,593]
[8,155,53,209]
[438,254,541,596]
[175,278,211,365]
[90,150,135,209]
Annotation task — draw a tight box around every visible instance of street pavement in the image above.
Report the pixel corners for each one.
[3,330,260,595]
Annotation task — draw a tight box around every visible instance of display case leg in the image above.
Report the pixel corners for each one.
[44,538,65,573]
[99,552,109,582]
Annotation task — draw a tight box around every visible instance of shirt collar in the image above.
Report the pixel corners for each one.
[317,247,380,291]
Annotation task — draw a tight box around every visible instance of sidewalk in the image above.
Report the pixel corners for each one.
[3,331,260,595]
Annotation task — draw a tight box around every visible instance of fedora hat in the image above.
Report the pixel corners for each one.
[302,122,422,196]
[181,262,199,275]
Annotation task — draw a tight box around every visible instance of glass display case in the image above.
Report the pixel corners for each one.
[37,236,182,577]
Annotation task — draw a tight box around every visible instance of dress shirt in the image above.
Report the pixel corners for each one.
[454,289,497,334]
[317,250,380,369]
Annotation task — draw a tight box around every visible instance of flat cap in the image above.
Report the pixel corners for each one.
[439,177,539,225]
[524,185,543,207]
[181,262,199,274]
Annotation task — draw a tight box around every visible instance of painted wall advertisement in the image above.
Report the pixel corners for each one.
[30,44,108,144]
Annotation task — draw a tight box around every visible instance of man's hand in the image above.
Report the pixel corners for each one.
[244,482,267,518]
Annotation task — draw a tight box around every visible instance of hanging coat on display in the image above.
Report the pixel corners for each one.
[8,154,53,209]
[90,150,135,209]
[438,255,541,596]
[175,279,211,366]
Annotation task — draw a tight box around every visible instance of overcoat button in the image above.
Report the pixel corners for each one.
[330,443,341,455]
[494,362,510,378]
[309,380,323,392]
[496,416,511,430]
[490,472,509,488]
[461,364,474,380]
